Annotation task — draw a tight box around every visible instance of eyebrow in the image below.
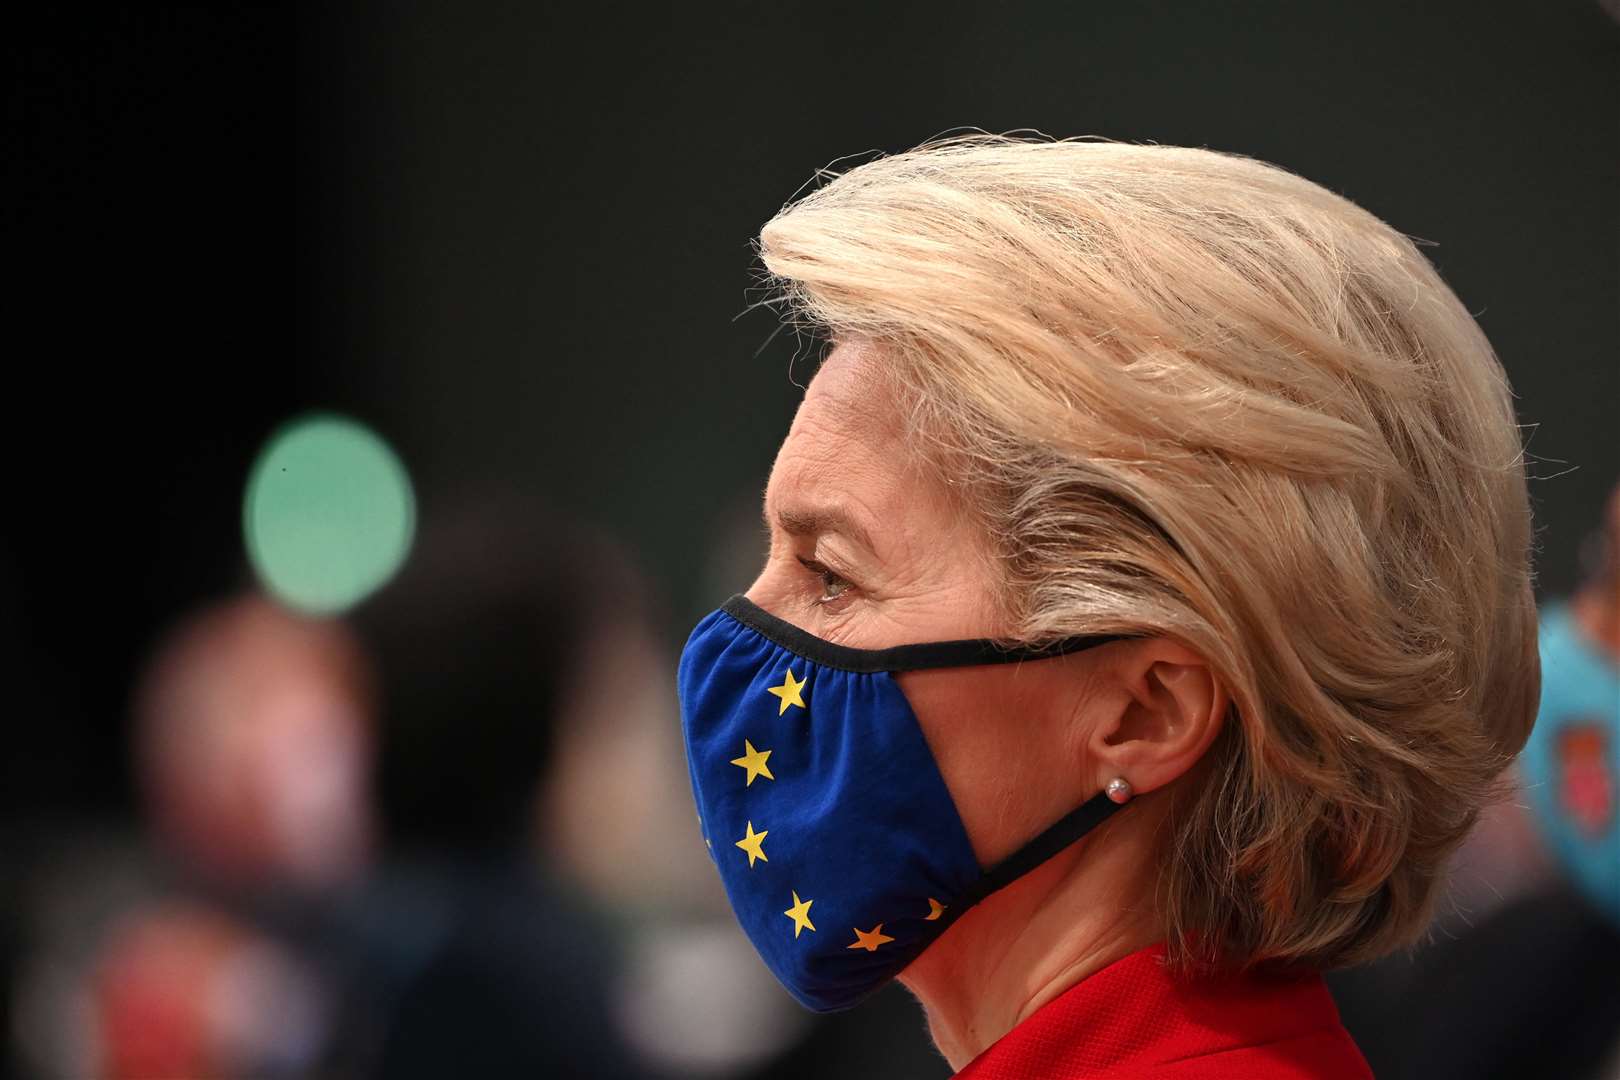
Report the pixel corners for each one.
[771,505,878,556]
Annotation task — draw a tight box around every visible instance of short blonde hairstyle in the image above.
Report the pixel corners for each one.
[758,135,1538,970]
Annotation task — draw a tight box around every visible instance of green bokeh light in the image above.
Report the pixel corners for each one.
[243,414,415,615]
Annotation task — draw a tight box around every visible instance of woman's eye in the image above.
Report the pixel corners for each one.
[819,569,851,602]
[798,558,852,604]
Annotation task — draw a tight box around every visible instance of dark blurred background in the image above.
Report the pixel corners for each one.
[5,1,1616,1077]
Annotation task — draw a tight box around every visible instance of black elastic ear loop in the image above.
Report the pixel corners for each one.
[931,792,1129,934]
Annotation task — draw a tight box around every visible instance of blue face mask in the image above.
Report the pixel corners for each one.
[1519,601,1620,927]
[678,595,1131,1013]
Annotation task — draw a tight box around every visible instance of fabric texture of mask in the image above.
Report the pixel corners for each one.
[678,595,1125,1013]
[1519,601,1620,927]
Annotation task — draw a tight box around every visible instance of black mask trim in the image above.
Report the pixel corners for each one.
[720,594,1131,674]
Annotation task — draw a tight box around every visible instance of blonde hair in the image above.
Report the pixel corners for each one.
[758,135,1538,970]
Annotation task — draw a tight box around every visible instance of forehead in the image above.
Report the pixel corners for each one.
[783,343,897,453]
[764,342,949,545]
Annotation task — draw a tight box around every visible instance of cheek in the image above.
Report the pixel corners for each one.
[898,665,1080,868]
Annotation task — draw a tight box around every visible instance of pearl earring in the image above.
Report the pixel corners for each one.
[1105,777,1134,804]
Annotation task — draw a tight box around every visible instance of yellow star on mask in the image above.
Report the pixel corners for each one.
[925,897,946,921]
[766,668,808,715]
[848,924,894,952]
[729,740,774,786]
[734,821,768,867]
[784,891,816,938]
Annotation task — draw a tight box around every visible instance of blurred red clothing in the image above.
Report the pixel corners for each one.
[954,943,1372,1079]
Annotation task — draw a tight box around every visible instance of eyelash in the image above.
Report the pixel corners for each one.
[796,557,853,604]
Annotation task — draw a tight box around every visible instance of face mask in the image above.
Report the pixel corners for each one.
[1519,601,1620,927]
[678,594,1130,1013]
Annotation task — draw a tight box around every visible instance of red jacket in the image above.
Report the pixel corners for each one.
[953,943,1373,1079]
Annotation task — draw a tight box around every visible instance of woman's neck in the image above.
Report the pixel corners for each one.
[897,809,1163,1070]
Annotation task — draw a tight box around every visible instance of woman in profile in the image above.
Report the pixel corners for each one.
[676,136,1537,1078]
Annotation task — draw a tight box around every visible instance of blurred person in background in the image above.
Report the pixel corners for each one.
[340,492,656,1078]
[676,136,1538,1078]
[1334,480,1620,1080]
[1523,480,1620,923]
[11,595,374,1078]
[135,596,377,895]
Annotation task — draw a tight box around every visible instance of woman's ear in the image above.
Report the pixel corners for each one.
[1086,638,1228,797]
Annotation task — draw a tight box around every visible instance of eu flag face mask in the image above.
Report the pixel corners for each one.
[678,594,1131,1013]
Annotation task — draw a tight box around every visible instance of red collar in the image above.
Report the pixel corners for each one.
[953,943,1372,1079]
